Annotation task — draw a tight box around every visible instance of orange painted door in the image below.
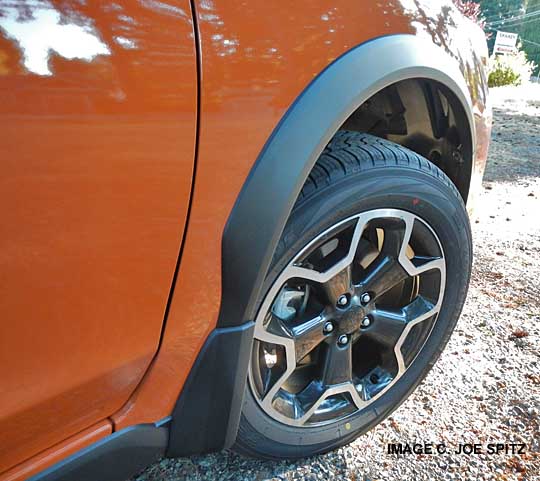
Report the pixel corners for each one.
[0,1,197,472]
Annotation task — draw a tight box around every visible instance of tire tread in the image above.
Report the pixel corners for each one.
[297,131,462,210]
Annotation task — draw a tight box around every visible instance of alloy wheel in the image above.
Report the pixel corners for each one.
[249,208,446,427]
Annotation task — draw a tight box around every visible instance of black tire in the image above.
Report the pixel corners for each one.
[234,131,472,460]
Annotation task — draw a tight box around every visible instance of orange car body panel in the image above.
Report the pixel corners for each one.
[0,0,491,477]
[0,422,111,481]
[0,0,197,472]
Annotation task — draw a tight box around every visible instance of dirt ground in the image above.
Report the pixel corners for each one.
[133,84,540,481]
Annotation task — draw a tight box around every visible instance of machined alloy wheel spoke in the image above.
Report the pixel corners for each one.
[405,256,445,276]
[395,295,440,375]
[380,219,408,257]
[321,342,353,386]
[295,382,365,425]
[264,312,330,361]
[323,265,353,305]
[291,313,330,361]
[359,255,409,300]
[366,309,408,350]
[258,311,330,408]
[265,313,293,339]
[285,216,367,285]
[368,295,436,351]
[394,212,445,277]
[402,294,438,321]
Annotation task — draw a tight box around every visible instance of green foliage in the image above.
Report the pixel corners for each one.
[479,0,540,75]
[479,0,525,23]
[453,0,486,27]
[521,0,540,75]
[488,46,537,86]
[479,0,525,52]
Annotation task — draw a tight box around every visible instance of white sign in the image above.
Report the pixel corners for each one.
[494,31,518,55]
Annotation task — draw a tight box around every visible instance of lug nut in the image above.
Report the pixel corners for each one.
[337,294,348,307]
[361,316,371,328]
[338,334,349,346]
[360,292,371,305]
[323,321,334,333]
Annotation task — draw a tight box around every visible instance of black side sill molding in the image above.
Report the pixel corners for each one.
[28,421,169,481]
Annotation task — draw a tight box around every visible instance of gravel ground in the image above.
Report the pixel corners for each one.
[133,85,540,481]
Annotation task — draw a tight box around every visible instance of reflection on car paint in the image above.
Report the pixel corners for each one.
[0,1,110,75]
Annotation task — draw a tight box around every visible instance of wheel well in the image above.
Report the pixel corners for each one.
[337,78,473,202]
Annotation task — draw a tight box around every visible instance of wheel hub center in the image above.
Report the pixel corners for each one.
[336,305,366,335]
